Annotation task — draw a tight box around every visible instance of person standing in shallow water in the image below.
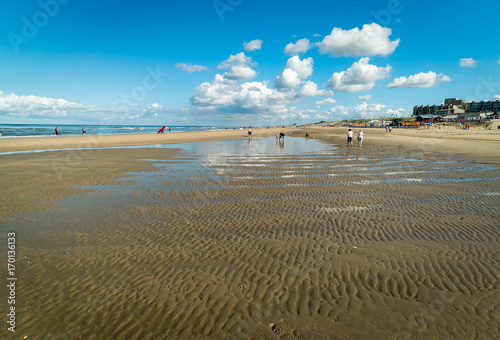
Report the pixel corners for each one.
[55,127,59,135]
[347,129,353,146]
[82,126,86,135]
[357,130,364,147]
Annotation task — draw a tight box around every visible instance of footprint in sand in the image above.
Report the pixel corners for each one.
[270,323,286,336]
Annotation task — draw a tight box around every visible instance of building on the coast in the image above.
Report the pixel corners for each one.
[444,98,466,107]
[413,98,500,117]
[415,114,443,122]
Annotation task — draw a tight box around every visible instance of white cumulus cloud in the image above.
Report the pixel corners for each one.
[190,74,295,113]
[297,81,333,97]
[358,95,372,100]
[459,58,477,67]
[218,52,255,69]
[285,56,314,79]
[387,71,451,88]
[327,57,392,93]
[0,90,95,119]
[244,39,262,52]
[275,56,314,89]
[315,98,337,108]
[328,102,409,119]
[175,63,208,74]
[274,69,302,89]
[224,64,257,80]
[317,23,399,57]
[284,38,312,55]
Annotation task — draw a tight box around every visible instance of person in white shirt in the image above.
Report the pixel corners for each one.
[347,129,353,146]
[357,130,364,147]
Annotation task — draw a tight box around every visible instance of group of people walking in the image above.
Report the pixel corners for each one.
[347,129,363,147]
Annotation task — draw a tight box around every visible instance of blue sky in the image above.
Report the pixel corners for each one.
[0,0,499,126]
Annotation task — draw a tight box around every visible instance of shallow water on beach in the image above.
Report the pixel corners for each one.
[1,136,500,339]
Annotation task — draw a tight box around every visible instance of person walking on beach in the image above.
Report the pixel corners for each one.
[82,126,86,135]
[248,126,252,138]
[347,129,353,146]
[168,126,171,132]
[357,130,364,147]
[55,127,59,135]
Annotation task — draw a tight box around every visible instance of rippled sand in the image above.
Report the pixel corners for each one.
[1,136,499,339]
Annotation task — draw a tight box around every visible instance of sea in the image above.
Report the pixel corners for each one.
[0,124,242,138]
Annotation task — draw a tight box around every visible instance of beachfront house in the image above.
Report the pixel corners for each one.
[416,115,443,123]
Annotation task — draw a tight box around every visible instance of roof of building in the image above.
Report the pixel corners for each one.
[416,114,441,118]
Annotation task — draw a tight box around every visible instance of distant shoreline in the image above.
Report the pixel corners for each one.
[0,127,297,153]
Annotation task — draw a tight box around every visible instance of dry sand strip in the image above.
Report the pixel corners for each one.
[294,127,500,165]
[0,127,297,153]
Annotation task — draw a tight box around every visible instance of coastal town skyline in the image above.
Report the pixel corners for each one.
[1,0,499,126]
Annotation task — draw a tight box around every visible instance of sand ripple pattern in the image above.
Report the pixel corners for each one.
[1,140,499,339]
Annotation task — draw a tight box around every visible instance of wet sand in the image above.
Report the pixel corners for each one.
[0,128,499,339]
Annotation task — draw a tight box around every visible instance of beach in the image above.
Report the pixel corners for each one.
[0,127,499,339]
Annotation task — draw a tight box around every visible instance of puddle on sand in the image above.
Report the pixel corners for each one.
[3,136,499,228]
